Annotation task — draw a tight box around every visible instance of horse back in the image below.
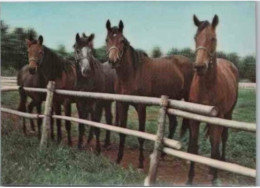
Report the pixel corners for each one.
[148,56,186,99]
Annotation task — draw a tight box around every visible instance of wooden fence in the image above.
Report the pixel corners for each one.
[1,80,256,185]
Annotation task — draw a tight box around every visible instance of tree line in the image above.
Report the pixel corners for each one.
[1,21,256,82]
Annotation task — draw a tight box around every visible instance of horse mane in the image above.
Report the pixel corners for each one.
[124,38,147,70]
[42,46,73,79]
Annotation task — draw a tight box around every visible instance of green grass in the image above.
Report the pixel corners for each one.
[1,119,145,186]
[1,88,256,185]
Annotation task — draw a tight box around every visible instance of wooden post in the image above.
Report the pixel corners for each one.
[40,81,55,150]
[144,95,169,186]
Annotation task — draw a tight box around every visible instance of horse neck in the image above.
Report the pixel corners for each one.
[37,70,48,87]
[115,46,137,82]
[197,54,217,89]
[40,46,65,81]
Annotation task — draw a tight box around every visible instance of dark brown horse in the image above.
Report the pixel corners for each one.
[105,20,193,169]
[73,33,117,152]
[184,15,239,184]
[26,36,76,145]
[17,64,46,139]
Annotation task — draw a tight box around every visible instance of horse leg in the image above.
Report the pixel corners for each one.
[18,87,27,135]
[104,102,113,148]
[87,124,94,144]
[36,102,42,140]
[186,120,200,185]
[209,122,224,185]
[54,103,62,144]
[28,101,36,132]
[135,104,146,169]
[116,102,129,164]
[64,101,72,146]
[76,101,87,150]
[168,114,177,139]
[91,102,103,154]
[222,112,231,161]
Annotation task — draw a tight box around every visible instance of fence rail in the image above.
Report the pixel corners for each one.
[1,80,256,185]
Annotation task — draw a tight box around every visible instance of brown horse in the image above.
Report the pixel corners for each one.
[105,20,193,169]
[26,36,76,146]
[184,15,239,184]
[17,64,46,139]
[73,33,117,152]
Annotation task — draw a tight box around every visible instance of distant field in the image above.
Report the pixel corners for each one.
[1,88,256,186]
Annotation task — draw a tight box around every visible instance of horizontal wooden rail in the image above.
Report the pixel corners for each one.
[1,107,44,119]
[1,86,19,92]
[52,114,182,150]
[167,109,256,132]
[54,89,218,116]
[0,86,217,116]
[163,147,256,178]
[1,77,17,80]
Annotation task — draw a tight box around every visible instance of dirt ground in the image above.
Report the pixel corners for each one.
[72,135,255,186]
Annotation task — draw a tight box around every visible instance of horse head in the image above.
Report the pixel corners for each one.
[105,20,127,68]
[193,15,219,76]
[25,35,44,75]
[73,33,95,78]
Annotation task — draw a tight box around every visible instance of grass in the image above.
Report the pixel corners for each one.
[1,118,145,186]
[1,88,256,185]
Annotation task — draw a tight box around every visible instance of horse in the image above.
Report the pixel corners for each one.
[73,33,117,153]
[105,20,194,169]
[17,64,46,139]
[183,15,239,185]
[26,35,76,146]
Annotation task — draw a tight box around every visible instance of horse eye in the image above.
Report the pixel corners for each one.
[106,38,108,43]
[211,37,216,42]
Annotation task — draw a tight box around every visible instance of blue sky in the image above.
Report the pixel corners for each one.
[1,1,256,56]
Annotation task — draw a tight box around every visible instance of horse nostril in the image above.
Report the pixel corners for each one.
[83,69,90,75]
[29,67,36,74]
[194,63,206,71]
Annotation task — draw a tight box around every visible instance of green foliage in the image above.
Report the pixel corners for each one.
[239,56,256,82]
[167,47,255,82]
[151,46,162,58]
[93,45,107,62]
[1,20,256,82]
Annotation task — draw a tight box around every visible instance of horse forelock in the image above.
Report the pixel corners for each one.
[195,21,210,38]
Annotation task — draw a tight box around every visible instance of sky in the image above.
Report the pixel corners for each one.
[1,1,256,56]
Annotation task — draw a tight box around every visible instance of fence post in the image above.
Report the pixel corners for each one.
[144,95,169,186]
[40,81,55,150]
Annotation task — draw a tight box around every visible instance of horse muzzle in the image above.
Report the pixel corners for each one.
[194,63,207,76]
[108,60,120,69]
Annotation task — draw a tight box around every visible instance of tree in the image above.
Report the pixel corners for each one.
[240,55,256,82]
[93,45,107,62]
[151,46,162,58]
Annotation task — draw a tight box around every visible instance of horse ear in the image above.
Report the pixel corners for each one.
[25,39,32,48]
[76,33,81,44]
[212,14,219,29]
[193,15,200,27]
[119,20,124,32]
[106,20,111,31]
[82,33,87,38]
[38,35,43,45]
[88,33,95,42]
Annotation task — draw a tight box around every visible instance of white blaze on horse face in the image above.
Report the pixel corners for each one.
[79,47,91,76]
